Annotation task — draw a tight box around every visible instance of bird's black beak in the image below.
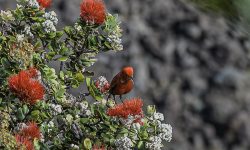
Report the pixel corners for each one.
[130,76,134,80]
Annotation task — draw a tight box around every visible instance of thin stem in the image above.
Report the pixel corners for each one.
[59,61,64,71]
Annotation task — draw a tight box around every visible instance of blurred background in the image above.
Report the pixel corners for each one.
[2,0,250,149]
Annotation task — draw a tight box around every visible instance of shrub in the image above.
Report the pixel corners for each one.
[0,0,172,149]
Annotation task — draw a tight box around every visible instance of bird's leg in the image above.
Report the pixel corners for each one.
[107,94,111,101]
[119,95,124,103]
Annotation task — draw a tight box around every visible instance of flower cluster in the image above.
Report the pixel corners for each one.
[42,20,56,33]
[49,104,63,115]
[107,98,143,119]
[0,10,15,21]
[75,101,92,117]
[145,136,163,150]
[114,136,133,150]
[24,25,34,38]
[146,111,173,150]
[0,129,17,149]
[15,122,41,150]
[94,76,110,94]
[80,0,106,25]
[158,123,172,142]
[43,11,58,25]
[16,34,25,43]
[26,0,40,8]
[74,22,82,32]
[105,14,123,51]
[151,112,165,122]
[8,68,44,105]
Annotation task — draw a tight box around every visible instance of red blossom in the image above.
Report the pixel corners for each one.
[15,122,41,150]
[93,144,106,150]
[20,122,41,140]
[37,0,52,8]
[80,0,106,25]
[15,135,34,150]
[8,69,44,105]
[107,98,143,119]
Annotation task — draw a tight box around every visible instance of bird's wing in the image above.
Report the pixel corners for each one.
[110,72,122,89]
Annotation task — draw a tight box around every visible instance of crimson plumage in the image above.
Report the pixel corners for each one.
[37,0,52,8]
[109,66,134,98]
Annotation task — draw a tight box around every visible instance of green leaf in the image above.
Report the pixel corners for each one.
[64,26,73,35]
[56,31,64,38]
[31,110,40,120]
[31,17,44,22]
[147,105,156,116]
[58,56,68,62]
[47,43,54,51]
[59,47,69,55]
[141,130,149,139]
[86,77,91,87]
[66,114,73,124]
[46,52,55,60]
[119,128,129,134]
[86,78,104,101]
[22,104,29,115]
[70,79,79,88]
[59,71,64,80]
[104,41,112,49]
[83,138,92,150]
[49,32,57,39]
[137,141,144,150]
[80,118,89,124]
[17,108,25,120]
[34,139,41,150]
[75,72,84,82]
[1,58,10,68]
[109,125,117,132]
[34,41,42,49]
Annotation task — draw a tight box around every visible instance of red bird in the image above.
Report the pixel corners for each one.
[109,66,134,101]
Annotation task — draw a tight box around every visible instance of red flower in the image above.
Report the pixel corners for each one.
[107,98,143,119]
[15,135,34,150]
[80,0,106,25]
[15,122,41,150]
[8,69,44,105]
[93,144,106,150]
[37,0,52,8]
[20,122,41,140]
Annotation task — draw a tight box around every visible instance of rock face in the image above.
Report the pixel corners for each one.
[2,0,250,149]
